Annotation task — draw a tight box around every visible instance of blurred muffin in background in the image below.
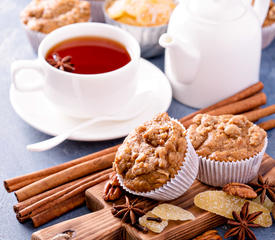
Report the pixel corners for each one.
[104,0,177,58]
[259,0,275,48]
[20,0,91,52]
[106,0,176,26]
[263,0,275,27]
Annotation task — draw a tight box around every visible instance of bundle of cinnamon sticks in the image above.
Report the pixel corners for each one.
[4,82,275,227]
[4,148,119,227]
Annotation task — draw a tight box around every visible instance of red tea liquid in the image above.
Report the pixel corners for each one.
[45,36,131,74]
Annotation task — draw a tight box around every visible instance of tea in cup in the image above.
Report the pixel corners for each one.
[11,22,141,118]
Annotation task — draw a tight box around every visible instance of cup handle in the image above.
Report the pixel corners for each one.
[11,59,45,92]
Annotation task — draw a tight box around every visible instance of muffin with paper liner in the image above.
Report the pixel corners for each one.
[20,0,91,52]
[103,0,177,58]
[113,113,199,201]
[262,0,275,48]
[187,114,268,187]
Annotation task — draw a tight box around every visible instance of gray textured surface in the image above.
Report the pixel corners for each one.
[0,0,274,239]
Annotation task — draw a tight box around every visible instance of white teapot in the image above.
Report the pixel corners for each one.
[159,0,269,108]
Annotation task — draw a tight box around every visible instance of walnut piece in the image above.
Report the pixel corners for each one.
[223,183,257,199]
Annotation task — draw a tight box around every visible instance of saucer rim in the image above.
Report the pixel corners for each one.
[9,58,172,141]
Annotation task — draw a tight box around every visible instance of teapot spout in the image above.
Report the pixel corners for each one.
[159,33,175,48]
[159,33,200,85]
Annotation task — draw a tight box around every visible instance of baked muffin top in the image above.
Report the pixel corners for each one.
[113,113,187,192]
[187,114,266,162]
[106,0,176,27]
[263,0,275,27]
[20,0,90,34]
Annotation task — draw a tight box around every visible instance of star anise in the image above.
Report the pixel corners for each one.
[112,195,145,225]
[224,202,262,240]
[248,175,275,204]
[47,53,75,72]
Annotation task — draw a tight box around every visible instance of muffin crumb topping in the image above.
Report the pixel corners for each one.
[188,114,266,162]
[114,113,187,192]
[106,0,176,26]
[21,0,90,34]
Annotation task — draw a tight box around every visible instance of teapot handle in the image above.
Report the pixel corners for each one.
[252,0,270,26]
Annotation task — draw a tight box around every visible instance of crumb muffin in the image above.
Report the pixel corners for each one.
[20,0,91,34]
[188,114,267,162]
[262,0,275,48]
[106,0,176,27]
[114,113,187,192]
[188,114,267,187]
[263,0,275,27]
[104,0,177,58]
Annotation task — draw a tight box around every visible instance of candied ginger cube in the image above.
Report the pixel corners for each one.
[139,211,168,233]
[194,191,272,227]
[151,203,195,221]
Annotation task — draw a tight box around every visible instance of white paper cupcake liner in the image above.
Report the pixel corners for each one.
[87,0,105,22]
[117,119,199,201]
[23,25,47,53]
[197,137,268,187]
[22,17,92,53]
[262,23,275,49]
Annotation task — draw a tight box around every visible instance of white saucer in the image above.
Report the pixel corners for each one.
[9,58,172,141]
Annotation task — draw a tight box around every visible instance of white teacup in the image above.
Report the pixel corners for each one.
[11,23,141,119]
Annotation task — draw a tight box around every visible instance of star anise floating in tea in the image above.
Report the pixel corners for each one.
[47,53,75,72]
[249,175,275,204]
[224,202,262,240]
[112,195,145,225]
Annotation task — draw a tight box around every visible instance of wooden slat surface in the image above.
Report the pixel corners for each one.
[32,154,275,240]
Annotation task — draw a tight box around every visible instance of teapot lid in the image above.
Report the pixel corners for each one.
[186,0,246,22]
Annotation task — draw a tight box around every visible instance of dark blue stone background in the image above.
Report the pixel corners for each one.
[0,0,274,239]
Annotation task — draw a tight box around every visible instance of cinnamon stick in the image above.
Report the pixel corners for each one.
[17,169,112,219]
[181,92,267,128]
[14,174,94,213]
[6,177,44,194]
[207,92,266,115]
[180,82,264,124]
[15,152,115,202]
[31,193,85,227]
[14,180,76,213]
[4,145,119,192]
[244,105,275,122]
[16,213,29,223]
[258,119,275,131]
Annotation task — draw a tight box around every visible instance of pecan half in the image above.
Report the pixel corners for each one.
[223,183,257,199]
[109,172,120,187]
[103,173,123,201]
[193,230,222,240]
